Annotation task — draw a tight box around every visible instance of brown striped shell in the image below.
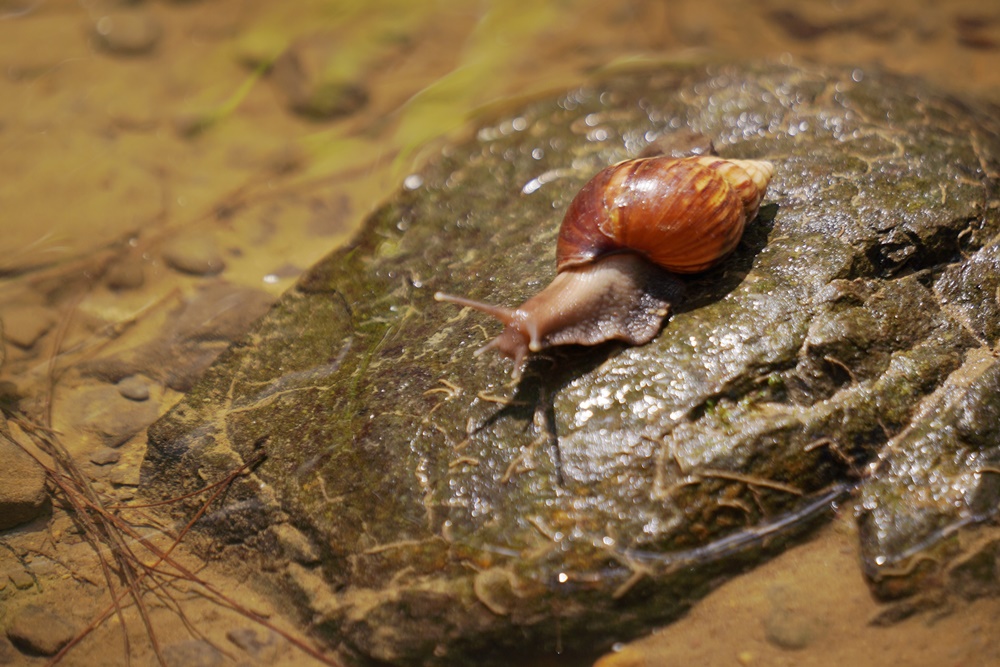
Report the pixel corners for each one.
[435,155,775,379]
[555,156,775,274]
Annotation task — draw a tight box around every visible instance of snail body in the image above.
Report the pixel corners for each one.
[435,155,775,378]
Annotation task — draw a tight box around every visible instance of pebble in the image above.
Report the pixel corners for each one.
[161,232,226,276]
[89,447,122,466]
[764,611,815,650]
[1,304,56,349]
[5,604,76,656]
[108,463,140,487]
[763,588,818,650]
[162,639,223,667]
[7,568,34,591]
[105,256,146,290]
[271,35,369,119]
[116,375,150,401]
[93,10,163,56]
[0,425,49,530]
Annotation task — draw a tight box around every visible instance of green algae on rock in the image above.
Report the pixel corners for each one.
[142,61,1000,665]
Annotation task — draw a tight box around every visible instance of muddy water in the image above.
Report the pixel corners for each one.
[1,1,999,666]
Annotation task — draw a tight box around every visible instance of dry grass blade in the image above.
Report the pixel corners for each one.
[7,418,344,667]
[0,275,343,667]
[4,419,162,667]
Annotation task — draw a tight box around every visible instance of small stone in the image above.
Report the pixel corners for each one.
[7,569,34,590]
[105,257,145,290]
[162,639,223,667]
[0,424,48,530]
[108,464,140,487]
[5,604,76,656]
[93,10,163,56]
[161,232,226,276]
[116,375,150,401]
[0,304,56,349]
[271,35,368,119]
[764,597,817,650]
[89,447,121,466]
[25,557,55,578]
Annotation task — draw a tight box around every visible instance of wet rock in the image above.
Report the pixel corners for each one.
[5,604,76,656]
[271,35,369,120]
[93,10,163,56]
[0,304,56,349]
[858,346,1000,599]
[161,232,226,276]
[945,535,1000,603]
[143,62,1000,665]
[162,639,223,667]
[0,422,48,530]
[89,446,121,466]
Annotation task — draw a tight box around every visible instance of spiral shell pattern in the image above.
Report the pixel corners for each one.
[555,156,775,274]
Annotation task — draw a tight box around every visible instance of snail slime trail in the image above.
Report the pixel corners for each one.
[435,156,775,379]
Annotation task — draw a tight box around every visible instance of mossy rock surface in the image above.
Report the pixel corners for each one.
[143,61,1000,665]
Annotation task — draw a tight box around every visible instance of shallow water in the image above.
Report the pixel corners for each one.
[2,1,1000,665]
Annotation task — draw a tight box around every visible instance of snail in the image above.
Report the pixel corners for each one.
[435,155,775,378]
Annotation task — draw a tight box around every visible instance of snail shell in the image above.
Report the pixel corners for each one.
[435,155,775,378]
